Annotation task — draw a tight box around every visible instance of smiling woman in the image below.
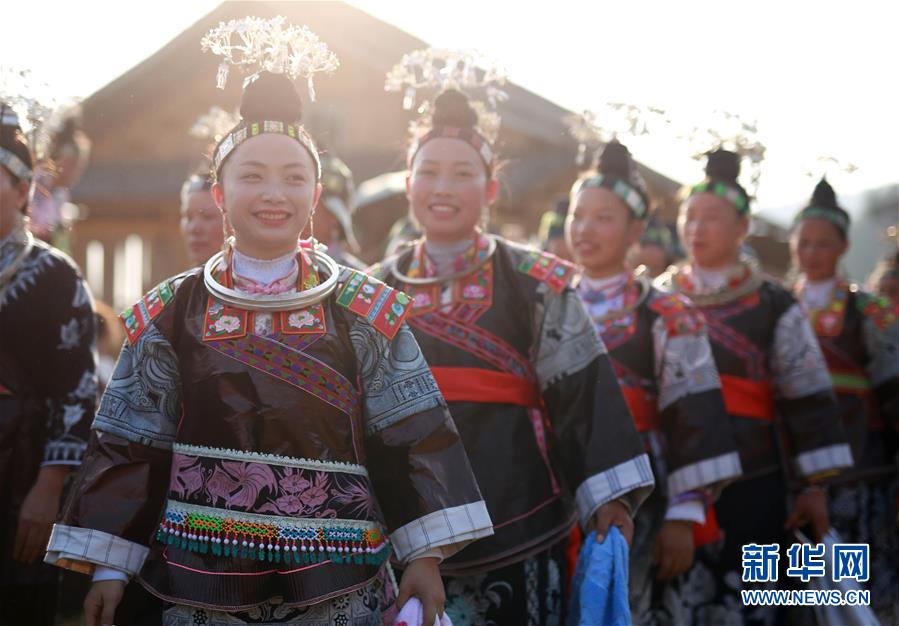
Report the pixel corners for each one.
[374,62,653,624]
[42,18,492,626]
[212,72,322,261]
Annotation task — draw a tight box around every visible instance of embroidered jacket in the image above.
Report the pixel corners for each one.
[656,261,852,483]
[0,230,97,587]
[577,273,742,517]
[374,236,654,574]
[45,250,491,610]
[796,280,899,483]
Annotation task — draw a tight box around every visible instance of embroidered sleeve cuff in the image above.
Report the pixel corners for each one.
[795,444,853,477]
[43,441,87,465]
[665,499,706,524]
[667,451,742,497]
[389,501,493,564]
[91,566,131,583]
[44,524,149,577]
[575,453,655,528]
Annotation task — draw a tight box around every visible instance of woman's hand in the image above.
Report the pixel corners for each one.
[785,487,830,541]
[397,556,445,625]
[13,465,69,563]
[595,500,634,546]
[84,579,125,626]
[653,520,694,580]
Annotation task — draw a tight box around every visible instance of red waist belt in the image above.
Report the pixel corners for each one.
[719,374,774,422]
[430,367,541,408]
[621,386,661,433]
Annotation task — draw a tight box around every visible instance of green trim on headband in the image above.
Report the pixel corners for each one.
[214,120,321,180]
[794,206,849,233]
[690,180,749,214]
[576,174,648,219]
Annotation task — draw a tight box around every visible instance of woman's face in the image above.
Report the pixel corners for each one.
[566,187,643,276]
[212,133,321,260]
[406,137,497,243]
[0,166,29,239]
[790,218,847,282]
[678,192,748,269]
[180,188,224,266]
[629,242,669,278]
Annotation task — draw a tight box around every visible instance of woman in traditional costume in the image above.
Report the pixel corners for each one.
[0,102,97,625]
[657,149,852,625]
[45,20,491,626]
[374,50,653,625]
[791,177,899,625]
[565,138,742,625]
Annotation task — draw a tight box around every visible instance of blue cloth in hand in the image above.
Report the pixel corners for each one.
[567,527,631,626]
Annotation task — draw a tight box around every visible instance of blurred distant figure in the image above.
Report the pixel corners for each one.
[29,112,91,249]
[790,177,899,624]
[179,171,224,267]
[305,155,364,268]
[628,218,675,278]
[0,102,97,626]
[538,197,572,261]
[868,250,899,306]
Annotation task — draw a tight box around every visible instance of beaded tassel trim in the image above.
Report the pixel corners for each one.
[156,501,391,566]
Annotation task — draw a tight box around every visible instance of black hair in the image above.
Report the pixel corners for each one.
[0,102,34,213]
[431,89,479,129]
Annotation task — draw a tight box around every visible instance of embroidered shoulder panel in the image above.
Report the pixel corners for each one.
[855,290,898,331]
[648,291,706,337]
[120,272,190,345]
[336,269,412,340]
[516,249,577,293]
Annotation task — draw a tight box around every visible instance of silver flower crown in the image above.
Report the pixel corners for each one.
[201,15,339,100]
[385,48,507,143]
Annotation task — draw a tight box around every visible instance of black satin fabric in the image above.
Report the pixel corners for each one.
[383,241,647,575]
[59,269,484,609]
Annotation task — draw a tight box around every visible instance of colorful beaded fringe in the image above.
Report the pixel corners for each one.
[156,507,391,566]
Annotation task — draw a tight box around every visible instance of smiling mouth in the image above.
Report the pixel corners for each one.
[253,211,292,225]
[428,203,460,217]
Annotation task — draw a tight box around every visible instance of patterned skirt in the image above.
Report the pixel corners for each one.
[829,475,899,626]
[443,540,568,626]
[161,565,397,626]
[677,471,790,626]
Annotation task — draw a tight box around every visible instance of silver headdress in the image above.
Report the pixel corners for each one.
[201,15,339,100]
[189,106,241,143]
[564,104,669,167]
[0,68,74,182]
[678,109,766,196]
[201,17,339,179]
[385,48,507,144]
[802,155,858,179]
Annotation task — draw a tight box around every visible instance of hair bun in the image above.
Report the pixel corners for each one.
[705,149,741,183]
[239,72,303,123]
[596,139,634,179]
[811,177,838,209]
[432,89,478,129]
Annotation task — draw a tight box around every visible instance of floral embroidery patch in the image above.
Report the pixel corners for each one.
[202,297,248,341]
[517,250,576,293]
[280,303,327,335]
[649,292,705,337]
[337,270,411,339]
[120,279,176,344]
